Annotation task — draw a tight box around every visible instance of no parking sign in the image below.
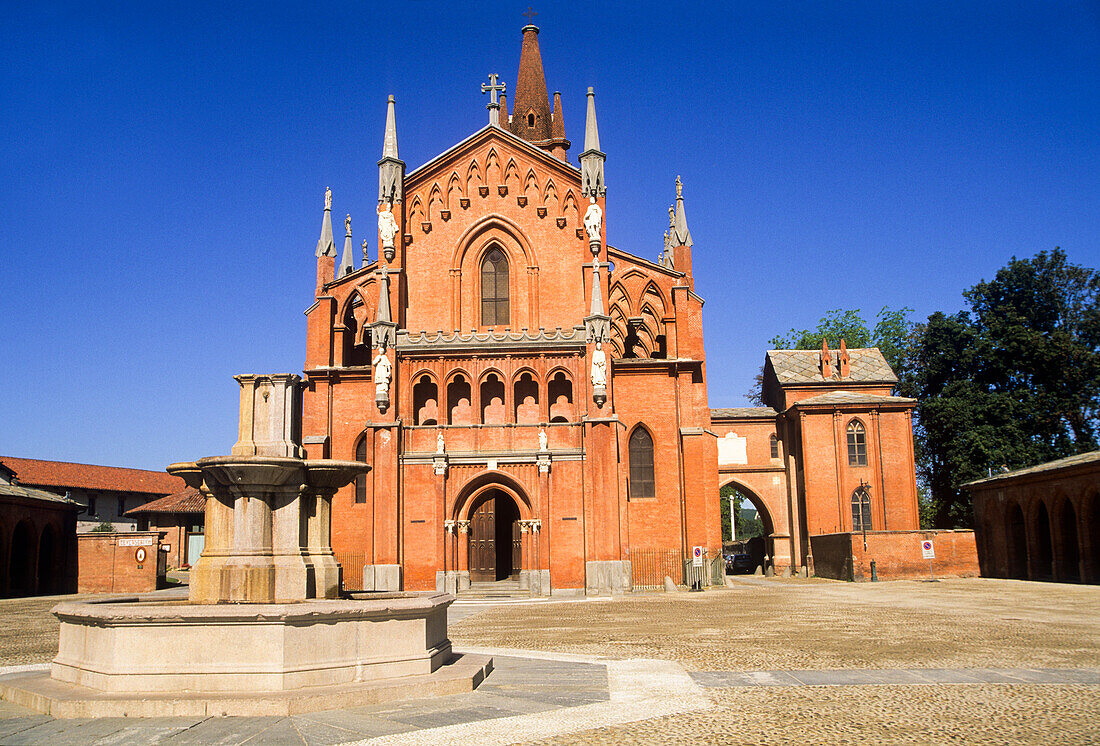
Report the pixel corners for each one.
[921,540,935,559]
[692,546,704,567]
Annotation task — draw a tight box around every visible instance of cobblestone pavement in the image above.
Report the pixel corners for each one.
[531,683,1100,745]
[450,577,1100,671]
[1,578,1098,743]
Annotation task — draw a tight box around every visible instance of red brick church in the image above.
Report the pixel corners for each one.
[299,22,938,595]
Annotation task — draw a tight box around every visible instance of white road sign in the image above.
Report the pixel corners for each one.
[921,540,935,559]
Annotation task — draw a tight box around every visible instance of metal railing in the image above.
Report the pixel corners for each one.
[334,552,366,593]
[630,549,686,590]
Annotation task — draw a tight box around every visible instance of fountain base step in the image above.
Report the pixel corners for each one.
[0,652,492,718]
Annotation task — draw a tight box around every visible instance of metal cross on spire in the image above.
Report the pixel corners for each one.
[523,6,537,25]
[481,73,506,127]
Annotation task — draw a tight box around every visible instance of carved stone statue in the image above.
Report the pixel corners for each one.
[591,341,607,388]
[345,214,352,236]
[538,428,548,452]
[324,186,332,210]
[372,349,392,398]
[436,429,445,454]
[583,197,602,244]
[378,206,399,250]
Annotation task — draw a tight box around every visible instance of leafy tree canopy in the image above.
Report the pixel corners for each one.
[905,248,1099,527]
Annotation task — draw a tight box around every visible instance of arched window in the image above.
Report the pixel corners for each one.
[527,112,535,128]
[846,420,867,466]
[354,437,368,503]
[851,487,872,531]
[629,427,655,499]
[769,434,780,459]
[480,248,509,326]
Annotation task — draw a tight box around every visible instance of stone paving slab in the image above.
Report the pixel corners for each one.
[0,653,613,745]
[690,666,1100,688]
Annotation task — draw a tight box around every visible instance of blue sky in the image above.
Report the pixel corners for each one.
[1,1,1097,470]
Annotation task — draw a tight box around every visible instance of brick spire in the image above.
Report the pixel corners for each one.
[508,22,554,145]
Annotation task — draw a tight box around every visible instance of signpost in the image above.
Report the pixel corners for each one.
[921,539,936,581]
[691,546,704,591]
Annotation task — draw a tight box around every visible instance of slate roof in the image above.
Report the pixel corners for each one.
[767,348,897,385]
[791,391,915,407]
[0,457,184,495]
[0,481,81,509]
[962,450,1100,488]
[127,488,205,515]
[711,407,778,419]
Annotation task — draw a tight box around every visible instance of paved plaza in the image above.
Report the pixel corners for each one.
[0,577,1097,744]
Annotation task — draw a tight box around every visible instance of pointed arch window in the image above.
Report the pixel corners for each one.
[851,487,872,532]
[480,248,509,326]
[629,426,655,499]
[354,437,368,504]
[769,434,780,460]
[846,420,867,467]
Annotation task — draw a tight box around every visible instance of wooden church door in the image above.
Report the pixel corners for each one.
[470,497,496,582]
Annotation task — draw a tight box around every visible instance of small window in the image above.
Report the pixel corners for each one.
[117,496,126,517]
[88,495,97,516]
[527,112,535,128]
[769,434,780,459]
[629,427,655,499]
[846,421,867,466]
[354,437,368,503]
[851,487,872,531]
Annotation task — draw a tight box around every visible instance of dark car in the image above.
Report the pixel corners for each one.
[725,553,755,574]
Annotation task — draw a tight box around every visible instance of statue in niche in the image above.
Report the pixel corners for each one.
[538,427,548,452]
[591,341,607,387]
[377,204,399,250]
[583,197,602,245]
[436,429,445,454]
[372,347,392,399]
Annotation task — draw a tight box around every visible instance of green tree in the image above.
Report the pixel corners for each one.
[906,249,1100,527]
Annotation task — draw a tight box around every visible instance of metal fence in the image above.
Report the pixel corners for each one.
[630,549,724,590]
[334,552,366,593]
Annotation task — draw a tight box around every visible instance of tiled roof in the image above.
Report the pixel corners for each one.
[127,488,205,515]
[767,348,897,385]
[0,457,184,495]
[792,391,916,407]
[0,481,81,508]
[962,450,1100,488]
[711,407,778,419]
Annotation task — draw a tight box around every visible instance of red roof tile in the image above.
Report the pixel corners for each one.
[126,488,205,515]
[0,456,184,495]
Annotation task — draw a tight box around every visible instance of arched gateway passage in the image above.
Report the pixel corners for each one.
[468,490,522,582]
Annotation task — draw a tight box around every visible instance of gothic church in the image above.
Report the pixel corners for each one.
[300,21,924,595]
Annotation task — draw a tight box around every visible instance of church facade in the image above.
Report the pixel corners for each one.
[299,22,924,595]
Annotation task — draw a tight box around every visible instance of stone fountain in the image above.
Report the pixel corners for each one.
[0,374,490,717]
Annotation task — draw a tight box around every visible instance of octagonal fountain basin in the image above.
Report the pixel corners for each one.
[0,589,494,718]
[50,592,455,694]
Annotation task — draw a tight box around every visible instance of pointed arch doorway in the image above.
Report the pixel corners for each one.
[468,489,521,582]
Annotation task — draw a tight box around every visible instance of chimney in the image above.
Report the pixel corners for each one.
[839,338,850,378]
[820,338,833,378]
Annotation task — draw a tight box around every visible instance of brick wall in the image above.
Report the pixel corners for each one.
[77,532,165,594]
[811,530,979,581]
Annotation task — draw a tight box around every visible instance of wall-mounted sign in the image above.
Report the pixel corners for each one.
[135,547,147,564]
[118,536,154,547]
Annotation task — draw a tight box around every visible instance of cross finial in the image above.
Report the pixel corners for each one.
[481,73,507,126]
[523,6,537,24]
